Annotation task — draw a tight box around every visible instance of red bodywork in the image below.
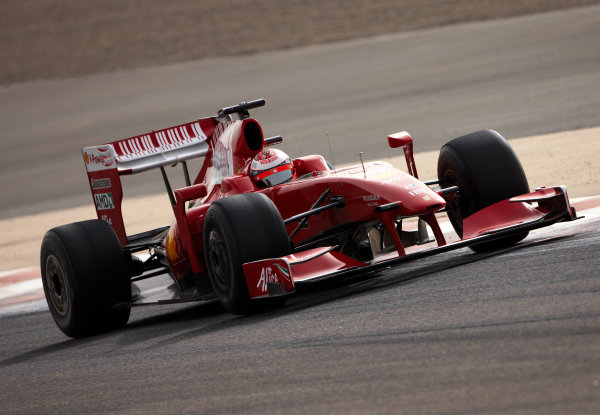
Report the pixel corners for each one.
[81,101,577,304]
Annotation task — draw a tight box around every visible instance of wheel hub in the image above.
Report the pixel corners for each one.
[45,254,70,317]
[207,230,230,291]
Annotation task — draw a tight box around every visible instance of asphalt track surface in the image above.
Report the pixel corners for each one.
[2,7,600,415]
[1,5,600,218]
[1,209,599,414]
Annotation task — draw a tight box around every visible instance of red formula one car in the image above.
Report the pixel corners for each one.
[40,99,578,337]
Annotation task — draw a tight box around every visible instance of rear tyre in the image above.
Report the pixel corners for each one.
[204,193,291,315]
[40,220,131,337]
[437,130,529,252]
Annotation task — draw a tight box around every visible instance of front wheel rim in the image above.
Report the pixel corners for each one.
[45,254,70,317]
[207,229,231,293]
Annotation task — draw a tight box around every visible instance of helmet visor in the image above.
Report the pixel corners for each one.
[253,163,295,187]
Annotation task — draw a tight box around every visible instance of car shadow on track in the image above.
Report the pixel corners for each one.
[0,233,576,366]
[127,233,577,349]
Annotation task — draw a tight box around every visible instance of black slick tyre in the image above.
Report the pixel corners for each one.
[40,220,131,337]
[437,130,529,252]
[203,193,291,315]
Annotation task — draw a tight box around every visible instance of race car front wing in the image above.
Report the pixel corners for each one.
[242,186,578,299]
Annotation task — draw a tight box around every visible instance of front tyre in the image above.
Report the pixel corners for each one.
[437,130,530,252]
[40,220,131,337]
[204,193,291,315]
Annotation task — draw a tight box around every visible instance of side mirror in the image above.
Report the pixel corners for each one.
[387,131,418,178]
[387,131,413,148]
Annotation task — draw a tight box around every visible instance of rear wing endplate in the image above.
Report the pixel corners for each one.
[82,117,217,244]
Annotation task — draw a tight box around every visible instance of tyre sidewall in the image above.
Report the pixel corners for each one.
[40,231,80,334]
[204,205,247,312]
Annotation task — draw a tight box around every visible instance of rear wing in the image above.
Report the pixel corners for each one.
[82,99,267,245]
[84,118,217,174]
[82,117,217,245]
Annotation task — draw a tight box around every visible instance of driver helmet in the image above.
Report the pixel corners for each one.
[250,149,296,188]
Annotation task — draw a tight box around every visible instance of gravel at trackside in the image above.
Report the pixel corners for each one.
[2,0,599,84]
